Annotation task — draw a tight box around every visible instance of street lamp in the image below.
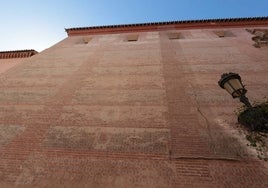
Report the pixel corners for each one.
[218,72,252,108]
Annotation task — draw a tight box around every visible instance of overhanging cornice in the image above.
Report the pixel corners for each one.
[0,49,38,59]
[65,17,268,36]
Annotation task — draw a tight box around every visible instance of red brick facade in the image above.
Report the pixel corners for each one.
[0,18,268,187]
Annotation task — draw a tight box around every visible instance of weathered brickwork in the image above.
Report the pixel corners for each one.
[43,127,169,154]
[1,18,268,187]
[0,125,25,147]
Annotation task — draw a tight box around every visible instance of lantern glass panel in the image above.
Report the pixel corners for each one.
[223,82,235,95]
[223,78,244,98]
[228,79,243,91]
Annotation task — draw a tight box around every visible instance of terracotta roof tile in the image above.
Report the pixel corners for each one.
[65,17,268,36]
[0,49,38,59]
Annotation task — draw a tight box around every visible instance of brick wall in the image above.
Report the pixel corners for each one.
[0,26,268,187]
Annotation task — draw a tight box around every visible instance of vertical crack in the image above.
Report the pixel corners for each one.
[192,89,217,154]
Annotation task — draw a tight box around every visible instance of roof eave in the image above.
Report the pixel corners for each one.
[65,16,268,36]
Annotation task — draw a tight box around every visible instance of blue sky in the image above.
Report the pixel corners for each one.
[0,0,267,52]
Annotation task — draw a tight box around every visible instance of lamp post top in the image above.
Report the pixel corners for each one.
[218,72,241,89]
